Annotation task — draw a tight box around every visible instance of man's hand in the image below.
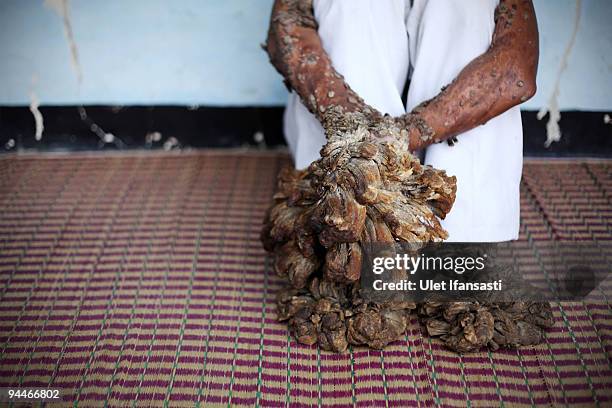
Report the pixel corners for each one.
[400,0,539,151]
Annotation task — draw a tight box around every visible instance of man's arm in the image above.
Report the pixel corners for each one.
[264,0,383,129]
[402,0,539,151]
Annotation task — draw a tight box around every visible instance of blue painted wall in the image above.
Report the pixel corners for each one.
[0,0,610,110]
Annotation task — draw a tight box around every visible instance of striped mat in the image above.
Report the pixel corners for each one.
[0,152,610,407]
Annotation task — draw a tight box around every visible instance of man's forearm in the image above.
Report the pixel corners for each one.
[403,0,539,151]
[264,0,382,129]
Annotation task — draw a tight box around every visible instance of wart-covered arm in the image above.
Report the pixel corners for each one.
[402,0,539,151]
[263,0,383,129]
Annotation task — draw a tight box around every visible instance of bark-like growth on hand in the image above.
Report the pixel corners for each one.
[262,113,456,352]
[419,301,554,352]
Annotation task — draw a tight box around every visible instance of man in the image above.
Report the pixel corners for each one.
[265,0,538,242]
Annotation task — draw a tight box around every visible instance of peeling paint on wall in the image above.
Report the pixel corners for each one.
[162,137,180,151]
[77,106,125,148]
[44,0,82,84]
[43,0,129,148]
[27,0,80,144]
[26,0,81,144]
[29,91,44,140]
[537,0,582,147]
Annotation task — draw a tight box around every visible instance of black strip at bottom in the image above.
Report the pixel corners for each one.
[0,106,610,157]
